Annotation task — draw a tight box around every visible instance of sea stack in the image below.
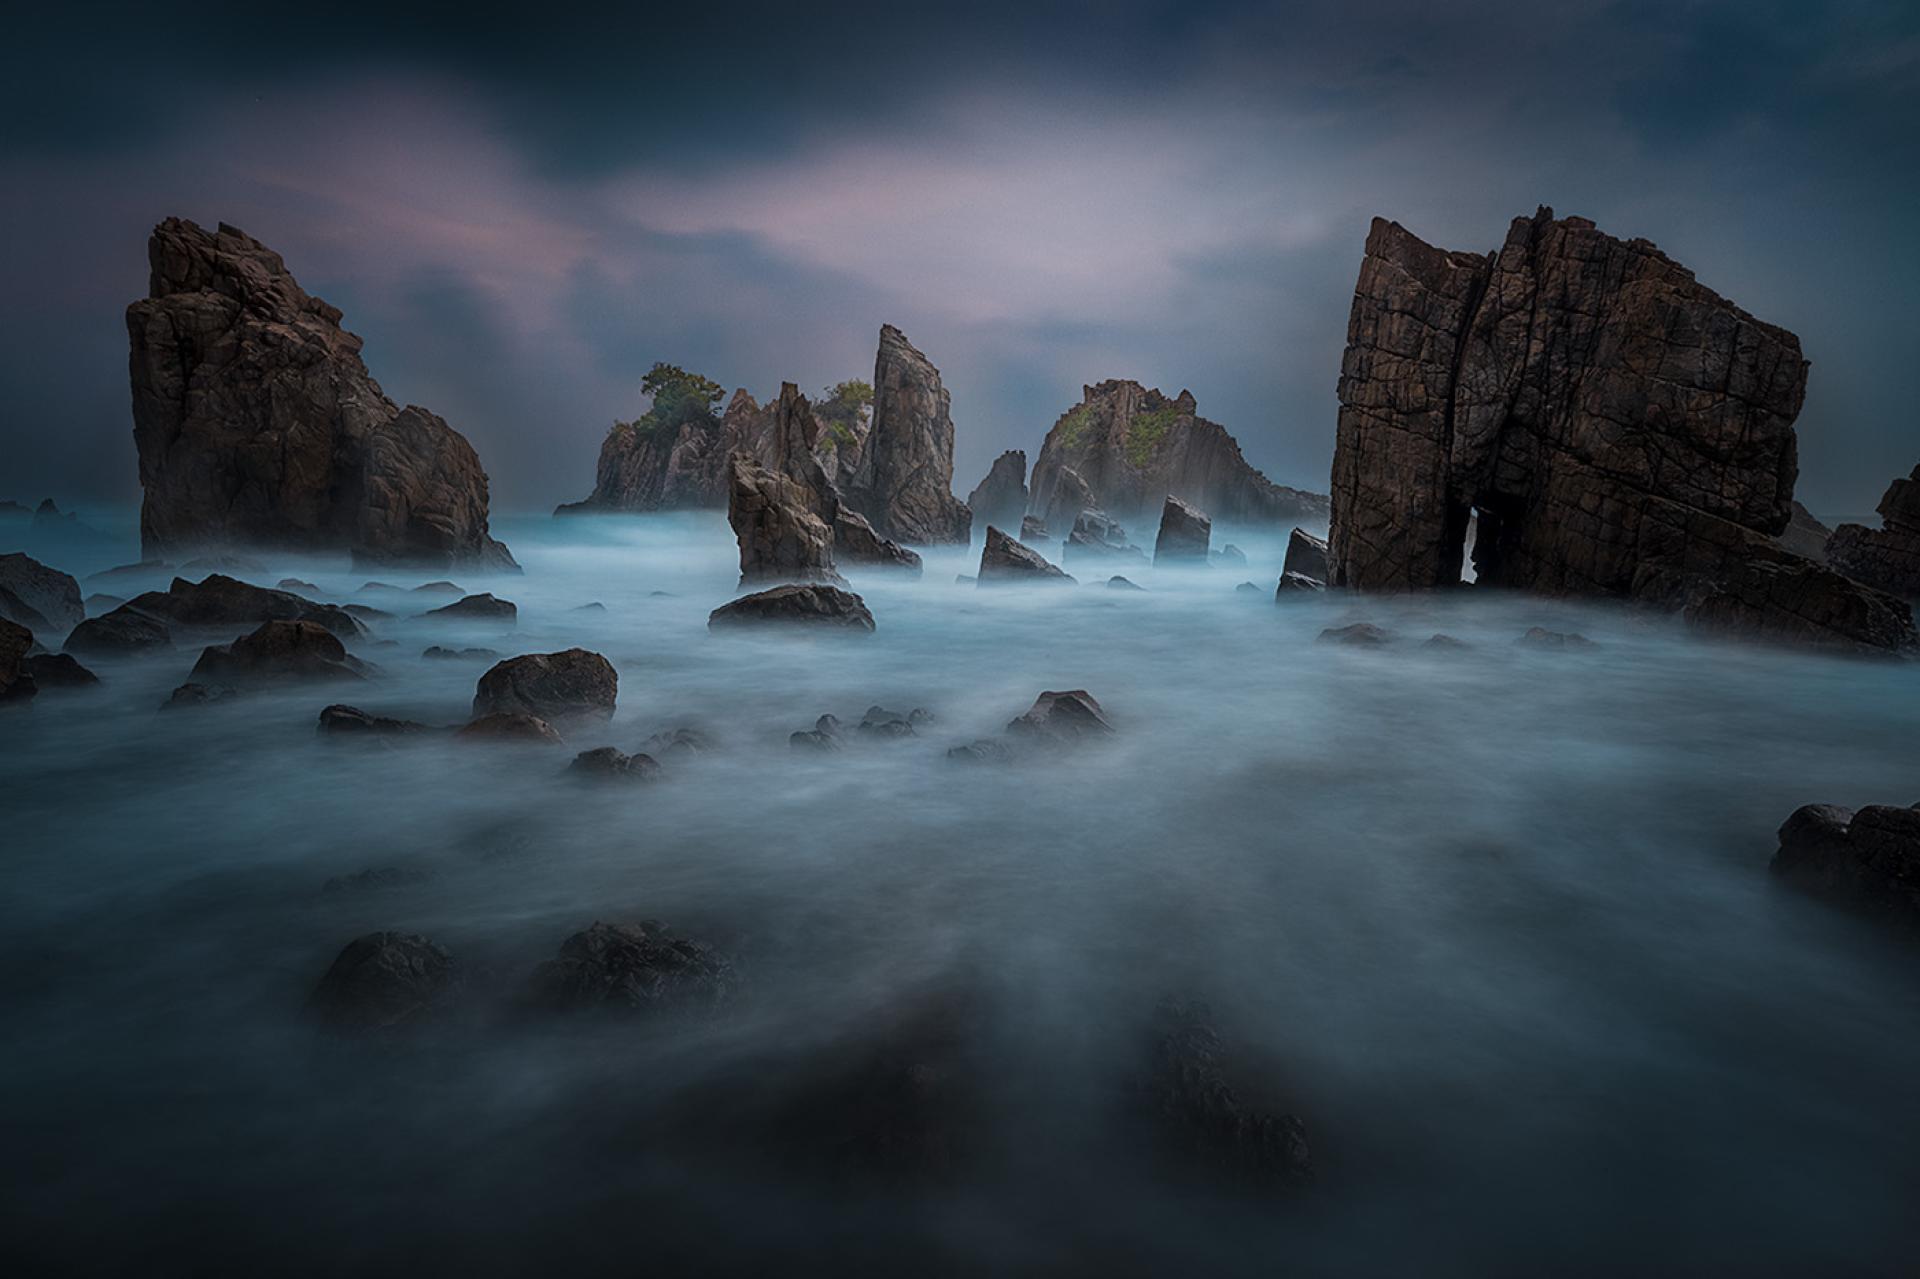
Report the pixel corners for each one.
[844,325,972,544]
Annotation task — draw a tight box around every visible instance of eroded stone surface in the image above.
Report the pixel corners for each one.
[845,325,972,544]
[1828,466,1920,599]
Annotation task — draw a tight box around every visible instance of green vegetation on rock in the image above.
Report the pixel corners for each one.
[1124,408,1178,467]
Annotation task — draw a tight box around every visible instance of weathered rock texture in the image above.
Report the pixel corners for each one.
[766,384,921,573]
[129,218,515,569]
[844,325,972,544]
[0,617,34,703]
[1828,466,1920,600]
[977,527,1074,585]
[1283,528,1329,584]
[187,620,370,686]
[472,649,617,725]
[727,454,845,587]
[1152,497,1211,565]
[526,920,737,1017]
[1030,381,1327,531]
[1327,207,1915,653]
[309,932,459,1032]
[0,554,84,634]
[966,450,1029,534]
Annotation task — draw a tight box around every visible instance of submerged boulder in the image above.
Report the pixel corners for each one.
[709,584,876,631]
[1152,496,1212,565]
[843,325,972,544]
[1063,510,1147,567]
[187,619,370,687]
[456,712,564,745]
[317,704,428,735]
[1136,999,1313,1189]
[65,607,177,657]
[117,574,362,639]
[472,649,617,725]
[309,932,459,1033]
[419,593,517,623]
[978,527,1074,585]
[568,746,663,782]
[966,449,1029,534]
[525,920,737,1017]
[1318,622,1390,647]
[0,554,84,633]
[22,653,99,689]
[129,218,514,568]
[1275,571,1327,597]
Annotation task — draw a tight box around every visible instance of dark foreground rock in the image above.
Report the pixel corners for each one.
[1828,465,1920,600]
[978,527,1074,585]
[1153,496,1212,565]
[472,649,617,725]
[0,554,84,633]
[318,704,428,735]
[1326,206,1913,653]
[708,584,875,632]
[22,653,99,690]
[525,921,737,1017]
[1772,802,1920,922]
[309,932,459,1033]
[1137,999,1313,1189]
[1007,690,1114,742]
[568,747,663,782]
[1515,626,1596,649]
[419,593,516,623]
[129,218,514,568]
[1275,572,1326,597]
[117,574,362,640]
[64,607,172,656]
[187,620,370,687]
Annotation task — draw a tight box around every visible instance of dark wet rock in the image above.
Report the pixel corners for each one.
[1772,802,1920,922]
[1235,582,1260,594]
[22,653,99,689]
[422,645,498,661]
[727,453,844,587]
[457,712,564,744]
[129,218,514,569]
[1153,496,1212,565]
[1423,633,1470,650]
[1778,501,1833,564]
[472,649,617,726]
[420,593,517,623]
[1109,576,1145,591]
[709,584,875,631]
[1136,999,1313,1189]
[278,578,319,592]
[639,727,714,758]
[978,526,1074,585]
[966,449,1028,534]
[1276,572,1327,597]
[187,620,371,687]
[842,325,972,544]
[308,931,459,1033]
[814,713,843,736]
[1327,207,1913,652]
[1828,465,1920,599]
[1283,528,1329,584]
[1515,626,1596,649]
[120,574,363,639]
[1006,689,1113,743]
[342,603,394,622]
[1031,381,1327,529]
[568,746,662,782]
[1212,544,1248,568]
[946,738,1015,764]
[64,607,173,656]
[317,703,428,735]
[1318,622,1389,646]
[525,920,737,1017]
[0,554,84,633]
[858,706,920,739]
[0,618,35,703]
[84,594,125,613]
[1064,510,1148,567]
[322,866,433,893]
[1019,514,1050,543]
[160,682,236,709]
[761,383,923,573]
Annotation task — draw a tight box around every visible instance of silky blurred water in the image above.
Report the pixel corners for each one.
[3,506,1918,1276]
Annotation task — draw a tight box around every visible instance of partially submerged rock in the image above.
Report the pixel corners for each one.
[1136,999,1313,1189]
[0,554,84,633]
[422,645,497,661]
[525,920,737,1017]
[568,746,663,782]
[1063,510,1147,567]
[22,653,99,690]
[1772,802,1920,922]
[456,712,564,745]
[1282,528,1329,584]
[1212,544,1248,568]
[1108,576,1145,591]
[317,704,428,735]
[419,593,517,624]
[308,932,459,1033]
[472,649,617,725]
[117,574,363,640]
[639,727,714,758]
[0,618,35,703]
[1006,690,1114,742]
[1318,622,1389,647]
[187,620,370,688]
[64,607,172,656]
[708,584,875,631]
[1019,514,1050,544]
[1152,496,1212,565]
[978,527,1074,585]
[1515,626,1596,649]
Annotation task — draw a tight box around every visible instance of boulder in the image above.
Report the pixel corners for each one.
[317,704,428,735]
[308,932,459,1032]
[1326,207,1914,653]
[1030,381,1327,529]
[1423,633,1470,650]
[22,653,99,689]
[161,682,237,709]
[843,325,972,544]
[1772,802,1920,922]
[0,554,84,633]
[1136,999,1313,1189]
[1108,576,1144,591]
[1282,528,1329,584]
[1006,689,1113,742]
[1019,514,1051,543]
[708,584,876,631]
[946,738,1015,764]
[64,608,172,657]
[118,574,362,639]
[1318,622,1390,646]
[727,453,844,587]
[128,218,515,568]
[568,746,662,782]
[186,619,370,686]
[1828,465,1920,599]
[1152,496,1212,565]
[456,712,564,745]
[419,593,517,623]
[472,649,617,725]
[525,920,737,1017]
[977,527,1074,585]
[966,449,1029,534]
[413,581,465,598]
[0,617,35,703]
[791,714,845,752]
[1275,572,1327,597]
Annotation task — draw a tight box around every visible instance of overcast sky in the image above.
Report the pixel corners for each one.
[3,1,1915,516]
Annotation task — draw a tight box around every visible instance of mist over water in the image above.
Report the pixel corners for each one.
[5,509,1919,1275]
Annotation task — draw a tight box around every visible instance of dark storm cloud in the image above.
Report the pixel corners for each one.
[2,1,1916,513]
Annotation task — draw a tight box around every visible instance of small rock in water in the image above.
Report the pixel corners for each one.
[1515,626,1596,649]
[161,682,236,710]
[308,931,459,1033]
[978,526,1074,585]
[947,738,1015,764]
[1136,998,1313,1189]
[1317,622,1389,647]
[457,713,564,745]
[318,704,428,736]
[1235,581,1259,594]
[639,727,713,757]
[1007,690,1114,743]
[1212,544,1249,568]
[186,620,371,688]
[421,593,517,623]
[422,645,498,661]
[472,649,618,726]
[1422,633,1469,651]
[1283,528,1329,582]
[1108,576,1144,591]
[1152,496,1212,565]
[708,584,875,631]
[66,608,172,656]
[572,601,607,613]
[412,581,465,598]
[1772,802,1920,922]
[568,746,662,782]
[524,920,737,1017]
[0,553,85,632]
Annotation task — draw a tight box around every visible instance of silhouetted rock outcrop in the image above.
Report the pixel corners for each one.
[1828,466,1920,600]
[1136,999,1312,1189]
[844,325,972,544]
[1152,497,1211,565]
[978,526,1074,585]
[0,554,84,634]
[1327,207,1914,653]
[23,653,99,690]
[129,218,515,569]
[708,584,876,631]
[116,574,362,639]
[1030,381,1326,530]
[318,704,428,736]
[1062,510,1147,567]
[966,450,1029,533]
[186,619,370,687]
[1006,689,1114,742]
[63,607,172,656]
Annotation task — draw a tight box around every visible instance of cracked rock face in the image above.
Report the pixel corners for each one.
[129,219,515,570]
[726,453,846,587]
[1327,207,1914,652]
[844,325,972,545]
[1828,466,1920,600]
[1030,381,1328,531]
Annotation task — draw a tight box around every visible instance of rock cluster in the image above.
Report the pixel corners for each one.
[1828,465,1920,600]
[1152,497,1211,565]
[185,619,370,689]
[128,218,515,569]
[965,450,1029,533]
[1030,380,1327,530]
[844,325,972,544]
[1326,207,1914,653]
[977,527,1074,585]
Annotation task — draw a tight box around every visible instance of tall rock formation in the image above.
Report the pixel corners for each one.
[726,454,843,588]
[1828,466,1920,599]
[557,389,775,514]
[128,218,515,570]
[1327,207,1914,653]
[1029,381,1327,532]
[966,450,1029,534]
[845,325,972,545]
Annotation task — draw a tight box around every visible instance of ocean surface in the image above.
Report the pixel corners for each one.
[3,506,1918,1276]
